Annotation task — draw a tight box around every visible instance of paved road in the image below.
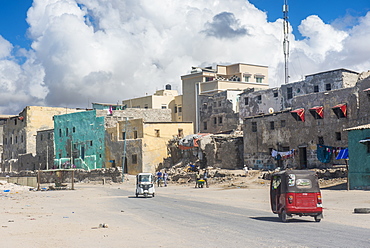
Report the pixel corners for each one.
[99,185,370,248]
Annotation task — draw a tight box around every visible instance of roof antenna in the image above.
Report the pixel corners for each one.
[283,0,289,84]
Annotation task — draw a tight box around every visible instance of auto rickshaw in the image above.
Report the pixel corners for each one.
[270,170,323,222]
[135,173,155,198]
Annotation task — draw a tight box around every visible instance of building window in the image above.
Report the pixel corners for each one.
[21,135,23,143]
[132,154,138,164]
[281,120,286,127]
[213,117,217,125]
[174,106,177,113]
[14,119,17,125]
[48,133,51,139]
[144,104,149,109]
[252,122,257,132]
[59,129,62,137]
[314,85,319,92]
[203,122,207,130]
[15,136,17,143]
[335,132,341,141]
[122,132,126,140]
[59,153,62,159]
[218,116,222,124]
[134,131,138,139]
[244,75,250,82]
[366,143,370,153]
[218,101,221,107]
[244,97,249,105]
[10,137,12,144]
[40,134,43,141]
[256,95,262,103]
[73,127,76,133]
[256,77,263,83]
[178,107,182,113]
[66,128,69,136]
[90,141,93,146]
[161,105,167,109]
[273,91,278,97]
[282,146,290,152]
[73,144,77,149]
[287,87,293,99]
[178,129,183,137]
[318,136,324,145]
[4,138,7,145]
[155,129,160,137]
[325,83,331,91]
[205,77,214,81]
[270,121,275,130]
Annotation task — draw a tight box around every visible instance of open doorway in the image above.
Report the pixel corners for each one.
[299,147,307,169]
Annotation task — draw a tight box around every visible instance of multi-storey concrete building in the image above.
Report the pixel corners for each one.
[2,106,83,172]
[106,119,193,174]
[242,69,370,170]
[181,63,269,132]
[199,90,243,133]
[53,108,174,171]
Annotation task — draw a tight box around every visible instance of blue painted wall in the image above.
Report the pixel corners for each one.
[348,128,370,189]
[54,110,105,170]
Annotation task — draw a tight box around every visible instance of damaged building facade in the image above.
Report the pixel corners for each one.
[106,119,193,174]
[241,69,370,170]
[2,106,83,172]
[199,90,243,133]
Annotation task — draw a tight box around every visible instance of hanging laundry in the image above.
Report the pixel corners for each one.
[271,149,295,160]
[316,144,333,163]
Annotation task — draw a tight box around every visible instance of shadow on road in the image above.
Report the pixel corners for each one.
[250,216,313,223]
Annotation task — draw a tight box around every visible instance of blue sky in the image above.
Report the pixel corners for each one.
[250,0,370,39]
[1,0,369,49]
[0,0,370,114]
[0,0,33,49]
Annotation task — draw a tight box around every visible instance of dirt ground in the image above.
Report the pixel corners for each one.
[1,171,369,247]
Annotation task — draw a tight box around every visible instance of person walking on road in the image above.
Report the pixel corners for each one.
[156,171,163,187]
[163,170,168,187]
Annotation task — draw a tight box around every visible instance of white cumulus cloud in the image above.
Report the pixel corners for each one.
[0,0,369,114]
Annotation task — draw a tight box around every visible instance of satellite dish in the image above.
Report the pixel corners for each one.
[268,107,274,114]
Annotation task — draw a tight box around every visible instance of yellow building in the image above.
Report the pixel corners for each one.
[106,118,193,174]
[122,86,178,108]
[181,63,269,132]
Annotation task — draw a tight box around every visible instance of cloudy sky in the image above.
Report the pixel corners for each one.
[0,0,369,115]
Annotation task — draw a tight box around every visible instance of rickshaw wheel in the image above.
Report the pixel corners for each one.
[136,193,138,198]
[280,209,288,223]
[314,216,321,222]
[152,193,155,197]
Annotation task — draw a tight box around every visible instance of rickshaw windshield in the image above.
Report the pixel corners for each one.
[139,175,151,182]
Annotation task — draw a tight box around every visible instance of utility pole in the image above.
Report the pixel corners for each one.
[122,117,128,182]
[283,0,289,84]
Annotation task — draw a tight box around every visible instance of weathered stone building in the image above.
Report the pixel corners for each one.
[106,119,193,174]
[181,63,269,132]
[242,69,370,170]
[35,129,54,170]
[2,106,83,172]
[54,108,178,171]
[239,69,359,118]
[199,90,242,133]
